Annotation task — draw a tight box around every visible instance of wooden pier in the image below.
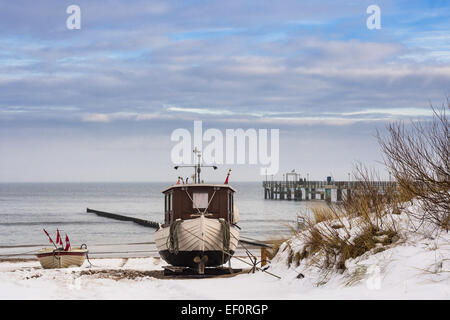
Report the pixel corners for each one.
[263,179,396,203]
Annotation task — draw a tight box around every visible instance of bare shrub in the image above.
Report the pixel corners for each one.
[378,100,450,232]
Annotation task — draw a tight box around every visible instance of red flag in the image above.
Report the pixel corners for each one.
[64,234,71,251]
[56,229,62,246]
[224,169,232,184]
[43,228,57,248]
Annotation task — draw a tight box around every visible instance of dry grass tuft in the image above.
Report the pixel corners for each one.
[310,205,335,224]
[266,236,291,261]
[284,165,400,272]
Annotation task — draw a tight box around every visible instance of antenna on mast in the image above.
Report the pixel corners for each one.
[173,147,218,184]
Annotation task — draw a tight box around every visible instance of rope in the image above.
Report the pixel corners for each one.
[80,244,95,268]
[231,232,260,273]
[219,219,230,265]
[167,220,183,255]
[201,190,217,215]
[184,188,217,215]
[184,190,202,214]
[0,249,40,257]
[52,248,64,268]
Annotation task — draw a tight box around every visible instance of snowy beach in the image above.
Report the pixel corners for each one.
[1,0,449,306]
[1,222,448,300]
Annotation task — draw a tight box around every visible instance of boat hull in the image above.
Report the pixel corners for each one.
[36,248,87,269]
[159,250,235,267]
[154,216,239,268]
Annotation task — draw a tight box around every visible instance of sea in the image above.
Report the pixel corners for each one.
[0,182,311,257]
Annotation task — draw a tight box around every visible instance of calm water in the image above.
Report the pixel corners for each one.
[0,182,308,247]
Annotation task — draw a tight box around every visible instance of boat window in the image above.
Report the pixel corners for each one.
[168,193,172,212]
[193,192,208,209]
[231,194,234,213]
[228,193,234,222]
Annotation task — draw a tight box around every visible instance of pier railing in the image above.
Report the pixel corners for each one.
[263,180,396,189]
[262,180,397,202]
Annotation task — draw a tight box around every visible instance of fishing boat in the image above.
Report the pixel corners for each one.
[36,247,88,269]
[37,229,87,269]
[154,148,240,273]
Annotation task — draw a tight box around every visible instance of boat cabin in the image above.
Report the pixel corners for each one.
[162,184,236,227]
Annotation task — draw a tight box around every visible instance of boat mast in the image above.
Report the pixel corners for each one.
[194,147,202,183]
[174,148,217,183]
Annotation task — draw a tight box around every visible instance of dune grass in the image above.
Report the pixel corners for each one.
[280,166,401,272]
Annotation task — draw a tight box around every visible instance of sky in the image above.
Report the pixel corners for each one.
[0,0,449,182]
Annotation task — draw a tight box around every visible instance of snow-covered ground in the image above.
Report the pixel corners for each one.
[1,202,448,299]
[0,237,448,299]
[269,201,450,299]
[0,256,288,300]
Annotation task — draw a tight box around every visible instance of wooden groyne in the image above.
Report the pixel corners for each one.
[87,208,160,229]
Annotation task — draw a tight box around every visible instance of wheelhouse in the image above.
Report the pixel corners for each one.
[162,184,235,227]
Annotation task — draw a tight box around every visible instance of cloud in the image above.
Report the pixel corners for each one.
[82,113,114,123]
[0,1,449,181]
[81,112,166,123]
[1,3,448,126]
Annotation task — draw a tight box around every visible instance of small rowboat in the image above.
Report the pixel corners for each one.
[36,248,87,269]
